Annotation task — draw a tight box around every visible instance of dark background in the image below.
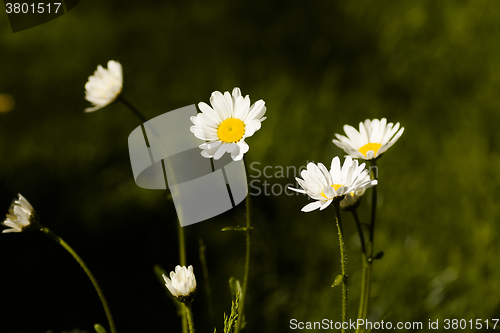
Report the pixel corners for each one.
[1,0,500,332]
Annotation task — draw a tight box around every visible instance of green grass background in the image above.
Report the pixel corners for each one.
[1,0,499,332]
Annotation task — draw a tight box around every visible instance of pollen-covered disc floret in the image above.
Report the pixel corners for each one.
[2,194,37,233]
[332,118,404,160]
[162,265,197,303]
[190,87,266,161]
[289,157,377,212]
[84,60,123,112]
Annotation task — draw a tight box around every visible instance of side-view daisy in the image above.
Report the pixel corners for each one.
[289,157,377,212]
[332,118,404,160]
[163,265,197,303]
[339,172,371,210]
[85,60,123,112]
[190,87,266,161]
[2,194,37,233]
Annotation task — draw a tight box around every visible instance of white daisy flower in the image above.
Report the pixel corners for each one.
[332,118,404,160]
[85,60,123,112]
[339,173,371,210]
[190,87,266,161]
[289,157,377,212]
[163,265,197,303]
[2,194,37,233]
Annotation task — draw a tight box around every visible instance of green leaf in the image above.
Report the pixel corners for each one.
[94,324,107,333]
[332,274,343,287]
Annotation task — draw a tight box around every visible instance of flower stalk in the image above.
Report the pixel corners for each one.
[103,95,191,333]
[234,158,252,333]
[179,223,188,333]
[185,302,196,333]
[356,159,377,333]
[40,227,116,333]
[333,200,348,333]
[117,96,147,123]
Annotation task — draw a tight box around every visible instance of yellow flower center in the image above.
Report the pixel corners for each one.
[358,143,382,158]
[217,118,245,143]
[321,184,344,199]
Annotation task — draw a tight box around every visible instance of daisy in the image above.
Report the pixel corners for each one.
[190,87,266,161]
[332,118,404,160]
[289,157,377,212]
[2,194,37,233]
[85,60,123,112]
[163,265,197,303]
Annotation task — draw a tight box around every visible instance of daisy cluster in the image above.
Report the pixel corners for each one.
[290,118,404,212]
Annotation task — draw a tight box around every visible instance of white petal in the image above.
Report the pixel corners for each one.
[234,95,250,120]
[301,201,322,212]
[244,119,262,138]
[210,91,232,120]
[198,102,223,124]
[231,141,249,161]
[320,199,333,211]
[232,87,242,99]
[244,100,266,123]
[213,144,229,160]
[330,157,341,179]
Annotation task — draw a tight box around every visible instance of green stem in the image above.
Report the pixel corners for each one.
[356,160,378,333]
[199,238,215,325]
[351,209,367,332]
[118,96,147,123]
[351,208,366,256]
[185,302,196,333]
[177,219,188,333]
[167,195,188,333]
[333,200,348,333]
[234,158,252,333]
[178,223,187,266]
[40,227,116,333]
[369,159,378,244]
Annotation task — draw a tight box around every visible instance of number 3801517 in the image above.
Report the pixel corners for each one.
[5,3,62,14]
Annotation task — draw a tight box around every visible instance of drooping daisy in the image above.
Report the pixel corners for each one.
[163,265,197,303]
[332,118,404,160]
[2,194,37,233]
[339,172,371,210]
[85,60,123,112]
[289,157,377,212]
[190,87,266,161]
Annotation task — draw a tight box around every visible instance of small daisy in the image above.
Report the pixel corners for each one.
[190,87,266,161]
[2,194,37,233]
[332,118,404,160]
[163,265,197,303]
[85,60,123,112]
[339,173,371,210]
[289,157,377,212]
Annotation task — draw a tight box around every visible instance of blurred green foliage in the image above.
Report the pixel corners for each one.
[1,0,500,332]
